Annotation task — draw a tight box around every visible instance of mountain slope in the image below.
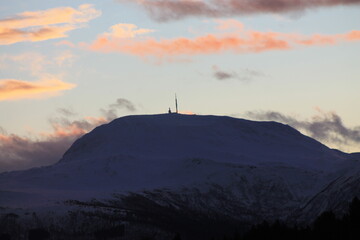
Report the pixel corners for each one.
[61,114,345,169]
[0,114,355,221]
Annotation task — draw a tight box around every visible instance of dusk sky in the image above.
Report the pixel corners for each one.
[0,0,359,172]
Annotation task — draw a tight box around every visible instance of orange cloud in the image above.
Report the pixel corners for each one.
[0,77,76,101]
[55,40,76,47]
[0,25,77,45]
[179,111,195,115]
[86,22,360,58]
[45,116,107,138]
[346,30,360,41]
[214,19,244,31]
[0,4,101,45]
[104,23,155,39]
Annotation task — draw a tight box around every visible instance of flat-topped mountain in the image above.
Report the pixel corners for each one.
[0,114,358,224]
[61,114,345,170]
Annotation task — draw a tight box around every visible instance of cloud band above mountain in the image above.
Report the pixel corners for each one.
[124,0,360,21]
[246,110,360,152]
[86,21,360,60]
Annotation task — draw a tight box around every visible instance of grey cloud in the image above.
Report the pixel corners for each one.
[213,66,265,81]
[243,69,266,78]
[246,110,360,146]
[101,108,118,121]
[0,115,106,172]
[0,98,137,172]
[110,98,136,112]
[124,0,360,22]
[102,98,137,120]
[214,70,237,80]
[57,107,76,117]
[0,126,6,135]
[0,134,75,172]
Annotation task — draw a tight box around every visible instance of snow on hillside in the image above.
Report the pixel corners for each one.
[60,114,346,170]
[0,114,355,220]
[293,157,360,222]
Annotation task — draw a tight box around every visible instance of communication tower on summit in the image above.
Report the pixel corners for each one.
[168,94,179,114]
[175,94,178,114]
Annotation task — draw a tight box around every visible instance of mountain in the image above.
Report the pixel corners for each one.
[0,114,359,224]
[60,114,345,170]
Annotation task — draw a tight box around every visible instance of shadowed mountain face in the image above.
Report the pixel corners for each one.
[0,114,358,223]
[61,114,345,170]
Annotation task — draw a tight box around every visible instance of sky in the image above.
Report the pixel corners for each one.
[0,0,359,172]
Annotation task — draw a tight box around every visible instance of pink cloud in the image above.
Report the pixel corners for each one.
[0,124,90,172]
[0,115,106,172]
[85,21,360,59]
[55,40,76,47]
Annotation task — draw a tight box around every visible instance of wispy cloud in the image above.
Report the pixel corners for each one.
[102,98,137,120]
[55,40,76,48]
[55,50,77,66]
[1,51,77,74]
[212,65,265,81]
[214,70,236,80]
[0,52,47,75]
[0,4,101,45]
[110,98,137,111]
[0,116,107,172]
[57,107,76,117]
[0,52,78,100]
[45,116,107,138]
[125,0,360,22]
[0,98,137,172]
[104,23,154,39]
[246,109,360,152]
[85,20,360,60]
[0,77,75,101]
[0,133,75,172]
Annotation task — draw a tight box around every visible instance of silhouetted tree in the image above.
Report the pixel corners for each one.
[0,213,21,239]
[313,211,340,240]
[94,225,124,240]
[347,197,360,240]
[0,233,11,240]
[28,228,50,240]
[172,232,181,240]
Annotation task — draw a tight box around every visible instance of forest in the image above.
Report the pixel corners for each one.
[1,197,360,240]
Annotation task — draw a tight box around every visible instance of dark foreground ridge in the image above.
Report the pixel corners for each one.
[1,196,360,239]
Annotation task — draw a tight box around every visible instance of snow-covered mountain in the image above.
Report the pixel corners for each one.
[0,114,359,223]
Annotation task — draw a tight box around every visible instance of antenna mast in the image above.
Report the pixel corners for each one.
[175,94,178,113]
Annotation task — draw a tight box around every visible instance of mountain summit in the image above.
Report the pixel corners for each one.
[61,114,343,170]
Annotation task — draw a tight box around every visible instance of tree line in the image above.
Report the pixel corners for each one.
[1,197,360,240]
